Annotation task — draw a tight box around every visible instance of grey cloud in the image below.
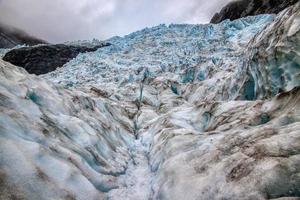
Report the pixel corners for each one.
[0,0,232,43]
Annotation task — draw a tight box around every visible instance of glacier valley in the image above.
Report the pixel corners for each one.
[0,3,300,200]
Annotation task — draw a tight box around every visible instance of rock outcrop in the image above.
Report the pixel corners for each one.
[211,0,298,24]
[0,2,299,200]
[2,42,110,75]
[0,23,46,48]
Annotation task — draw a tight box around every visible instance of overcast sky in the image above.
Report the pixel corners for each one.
[0,0,232,43]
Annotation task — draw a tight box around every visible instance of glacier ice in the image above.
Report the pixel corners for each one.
[1,3,300,200]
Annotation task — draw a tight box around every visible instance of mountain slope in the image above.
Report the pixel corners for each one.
[2,42,110,75]
[0,23,46,48]
[0,2,299,200]
[211,0,298,24]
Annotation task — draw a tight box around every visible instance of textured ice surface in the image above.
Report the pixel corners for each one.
[107,138,153,200]
[0,45,26,58]
[44,15,275,101]
[247,5,300,98]
[0,49,8,58]
[0,61,136,199]
[1,3,300,200]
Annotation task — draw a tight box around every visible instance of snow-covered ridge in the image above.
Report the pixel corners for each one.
[0,3,300,200]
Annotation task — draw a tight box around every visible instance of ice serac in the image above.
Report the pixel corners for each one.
[0,3,300,200]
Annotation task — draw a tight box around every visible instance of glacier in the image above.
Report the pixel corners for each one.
[1,3,300,200]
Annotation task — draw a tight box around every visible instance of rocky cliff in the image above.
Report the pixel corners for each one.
[0,2,299,200]
[211,0,298,23]
[2,42,110,75]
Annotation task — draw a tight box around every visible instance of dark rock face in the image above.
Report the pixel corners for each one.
[211,0,298,23]
[3,43,110,75]
[0,24,47,48]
